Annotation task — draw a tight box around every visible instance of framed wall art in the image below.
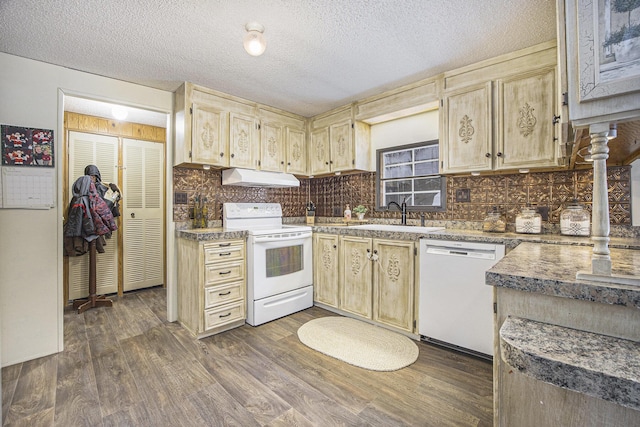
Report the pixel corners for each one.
[2,124,55,167]
[563,0,640,125]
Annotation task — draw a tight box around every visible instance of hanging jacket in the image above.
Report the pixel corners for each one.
[63,175,118,256]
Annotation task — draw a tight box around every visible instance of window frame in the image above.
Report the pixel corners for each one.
[375,139,446,212]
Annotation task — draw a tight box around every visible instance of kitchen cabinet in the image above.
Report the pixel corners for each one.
[174,82,258,168]
[177,238,246,338]
[440,42,560,174]
[314,233,416,334]
[339,236,373,319]
[313,233,339,307]
[309,105,370,175]
[257,106,307,174]
[372,239,415,332]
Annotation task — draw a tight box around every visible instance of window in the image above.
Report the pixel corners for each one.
[376,140,445,211]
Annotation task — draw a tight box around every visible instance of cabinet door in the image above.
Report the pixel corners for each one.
[441,82,493,173]
[339,236,373,319]
[496,67,557,170]
[286,127,307,175]
[373,239,415,332]
[260,121,285,172]
[310,128,331,175]
[229,112,257,169]
[192,103,228,166]
[330,120,354,172]
[313,234,339,307]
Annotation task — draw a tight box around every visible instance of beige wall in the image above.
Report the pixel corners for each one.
[0,52,173,367]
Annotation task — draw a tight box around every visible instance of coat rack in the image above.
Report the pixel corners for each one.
[72,240,113,313]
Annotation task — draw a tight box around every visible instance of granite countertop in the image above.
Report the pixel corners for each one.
[176,227,247,241]
[500,316,640,411]
[309,224,640,250]
[487,242,640,309]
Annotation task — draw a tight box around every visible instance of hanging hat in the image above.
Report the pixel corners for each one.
[84,164,102,182]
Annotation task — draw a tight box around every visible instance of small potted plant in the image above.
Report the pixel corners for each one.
[352,205,368,220]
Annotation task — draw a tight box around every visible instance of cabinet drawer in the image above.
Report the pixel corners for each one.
[204,301,245,330]
[204,240,244,264]
[205,281,244,308]
[204,260,244,286]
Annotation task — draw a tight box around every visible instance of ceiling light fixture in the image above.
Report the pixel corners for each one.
[243,22,266,56]
[111,107,128,121]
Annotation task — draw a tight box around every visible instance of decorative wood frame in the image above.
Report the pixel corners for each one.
[575,0,640,101]
[563,0,640,124]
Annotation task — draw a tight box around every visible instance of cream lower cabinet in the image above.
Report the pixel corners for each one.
[313,233,339,307]
[178,238,246,338]
[339,236,373,319]
[372,239,415,332]
[314,233,416,334]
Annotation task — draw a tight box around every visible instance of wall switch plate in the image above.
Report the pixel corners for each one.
[456,188,471,203]
[174,192,188,205]
[537,206,549,221]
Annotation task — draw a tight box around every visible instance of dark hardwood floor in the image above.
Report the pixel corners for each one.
[2,288,493,426]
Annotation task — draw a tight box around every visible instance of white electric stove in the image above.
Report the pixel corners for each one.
[223,203,313,326]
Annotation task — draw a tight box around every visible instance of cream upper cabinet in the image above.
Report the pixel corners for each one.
[229,112,258,169]
[285,127,307,175]
[259,121,284,172]
[440,42,560,174]
[257,107,307,174]
[310,127,331,175]
[309,105,370,176]
[441,82,493,173]
[496,67,557,170]
[191,103,229,166]
[313,233,339,308]
[339,236,373,319]
[372,239,415,332]
[174,82,265,169]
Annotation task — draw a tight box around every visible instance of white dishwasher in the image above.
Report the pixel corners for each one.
[419,239,505,359]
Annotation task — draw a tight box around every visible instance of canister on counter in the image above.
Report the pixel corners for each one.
[483,206,506,233]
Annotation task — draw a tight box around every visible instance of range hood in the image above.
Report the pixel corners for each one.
[222,168,300,188]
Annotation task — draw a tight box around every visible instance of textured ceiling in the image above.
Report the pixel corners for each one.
[0,0,557,119]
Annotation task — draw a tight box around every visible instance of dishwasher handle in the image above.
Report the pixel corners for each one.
[425,246,496,260]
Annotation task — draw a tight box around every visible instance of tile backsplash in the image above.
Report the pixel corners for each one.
[173,166,631,227]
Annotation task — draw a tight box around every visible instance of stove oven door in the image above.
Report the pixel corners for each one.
[248,231,313,300]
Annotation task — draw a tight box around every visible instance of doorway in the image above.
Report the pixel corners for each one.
[63,97,168,302]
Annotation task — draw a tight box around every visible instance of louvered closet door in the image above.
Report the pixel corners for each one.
[122,138,164,291]
[67,131,119,299]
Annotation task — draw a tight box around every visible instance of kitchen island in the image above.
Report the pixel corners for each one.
[487,243,640,427]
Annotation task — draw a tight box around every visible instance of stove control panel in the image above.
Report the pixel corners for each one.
[223,203,283,220]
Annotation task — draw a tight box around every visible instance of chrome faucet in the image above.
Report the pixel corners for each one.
[387,198,407,225]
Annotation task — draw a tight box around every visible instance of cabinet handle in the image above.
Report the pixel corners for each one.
[326,161,329,165]
[281,161,284,165]
[366,249,370,253]
[485,153,491,158]
[287,162,291,166]
[333,245,337,249]
[219,312,231,318]
[373,250,378,254]
[220,152,225,157]
[230,153,235,158]
[496,152,503,157]
[329,160,333,164]
[219,271,231,275]
[219,243,231,247]
[218,291,231,296]
[219,252,231,256]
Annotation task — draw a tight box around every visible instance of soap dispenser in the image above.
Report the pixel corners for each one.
[344,204,351,221]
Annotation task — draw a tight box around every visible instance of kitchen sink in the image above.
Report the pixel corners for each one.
[349,224,445,233]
